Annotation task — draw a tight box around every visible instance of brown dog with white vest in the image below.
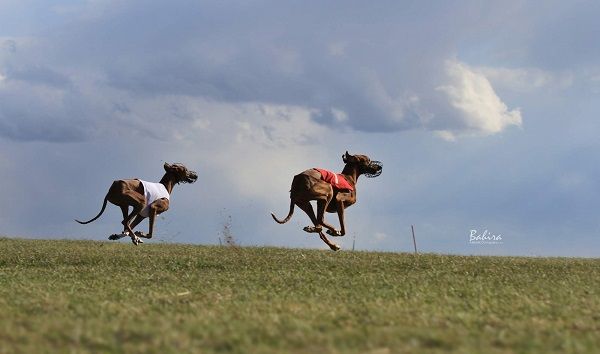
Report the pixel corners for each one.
[76,163,197,245]
[271,151,382,251]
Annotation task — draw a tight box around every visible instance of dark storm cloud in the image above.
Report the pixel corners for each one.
[3,1,599,142]
[12,0,520,137]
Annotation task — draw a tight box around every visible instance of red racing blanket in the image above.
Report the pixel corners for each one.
[314,168,354,191]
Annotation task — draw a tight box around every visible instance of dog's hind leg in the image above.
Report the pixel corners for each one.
[108,205,136,240]
[123,206,144,245]
[120,206,129,233]
[115,201,143,244]
[297,201,322,234]
[112,189,146,245]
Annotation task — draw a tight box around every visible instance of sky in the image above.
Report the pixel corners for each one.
[1,0,600,256]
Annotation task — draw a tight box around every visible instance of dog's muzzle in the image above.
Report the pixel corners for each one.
[364,161,382,178]
[185,171,198,183]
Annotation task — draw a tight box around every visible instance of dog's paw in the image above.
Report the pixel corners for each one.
[329,244,341,251]
[326,229,343,237]
[131,235,143,245]
[108,232,128,240]
[134,231,146,237]
[303,226,322,233]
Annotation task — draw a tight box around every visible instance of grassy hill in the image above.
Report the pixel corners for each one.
[0,237,599,353]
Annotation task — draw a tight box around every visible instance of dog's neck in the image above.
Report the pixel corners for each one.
[341,164,359,186]
[159,173,176,194]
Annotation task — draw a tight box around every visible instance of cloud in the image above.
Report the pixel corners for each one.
[0,36,93,142]
[0,1,527,143]
[476,66,573,92]
[0,79,94,142]
[434,60,522,139]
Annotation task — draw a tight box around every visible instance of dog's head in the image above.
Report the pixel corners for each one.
[342,151,382,178]
[164,163,198,184]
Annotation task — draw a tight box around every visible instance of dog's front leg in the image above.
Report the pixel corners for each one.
[132,208,155,240]
[141,198,169,240]
[326,201,346,237]
[130,215,147,242]
[319,231,341,251]
[121,206,144,245]
[146,208,157,239]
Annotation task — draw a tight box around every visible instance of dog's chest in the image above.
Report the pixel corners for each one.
[139,180,170,204]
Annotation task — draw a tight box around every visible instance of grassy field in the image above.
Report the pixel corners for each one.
[0,238,599,353]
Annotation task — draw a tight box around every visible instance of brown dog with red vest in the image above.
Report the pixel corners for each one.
[271,151,382,251]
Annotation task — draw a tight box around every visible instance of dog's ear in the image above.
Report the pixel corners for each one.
[342,151,351,163]
[164,162,172,171]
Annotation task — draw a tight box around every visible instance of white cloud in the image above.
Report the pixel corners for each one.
[435,60,522,139]
[476,66,573,92]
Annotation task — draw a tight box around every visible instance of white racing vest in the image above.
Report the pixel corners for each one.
[139,180,170,217]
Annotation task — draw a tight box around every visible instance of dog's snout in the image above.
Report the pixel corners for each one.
[187,171,198,183]
[364,160,382,178]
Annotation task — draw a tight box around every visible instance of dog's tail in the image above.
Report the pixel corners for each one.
[271,200,294,224]
[75,197,109,224]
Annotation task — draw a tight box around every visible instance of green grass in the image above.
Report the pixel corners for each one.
[0,238,599,353]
